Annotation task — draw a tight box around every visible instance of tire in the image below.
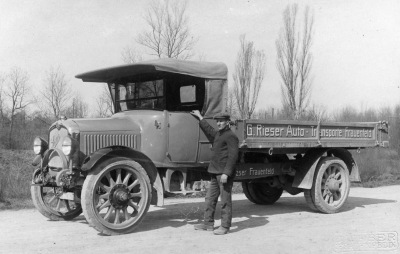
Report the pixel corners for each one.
[305,157,350,214]
[242,182,283,205]
[31,185,82,221]
[81,157,152,235]
[303,189,318,211]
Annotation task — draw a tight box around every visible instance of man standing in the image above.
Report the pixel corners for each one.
[190,110,239,235]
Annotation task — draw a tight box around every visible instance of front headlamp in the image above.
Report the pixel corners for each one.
[33,137,48,155]
[62,136,73,156]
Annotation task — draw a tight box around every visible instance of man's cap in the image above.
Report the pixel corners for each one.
[213,112,230,120]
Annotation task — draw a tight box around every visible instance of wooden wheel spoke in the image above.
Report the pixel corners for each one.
[128,200,139,211]
[64,200,71,211]
[97,200,111,210]
[129,192,142,198]
[99,193,109,200]
[104,206,115,222]
[329,195,334,204]
[128,179,139,191]
[56,199,62,211]
[123,173,132,185]
[99,183,111,193]
[322,189,328,198]
[116,169,122,184]
[114,209,121,224]
[48,195,57,205]
[122,207,131,221]
[106,173,116,187]
[324,194,330,203]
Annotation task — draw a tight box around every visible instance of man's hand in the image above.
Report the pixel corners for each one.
[190,110,203,120]
[220,174,228,183]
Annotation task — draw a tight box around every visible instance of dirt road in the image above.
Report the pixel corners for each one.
[1,185,399,254]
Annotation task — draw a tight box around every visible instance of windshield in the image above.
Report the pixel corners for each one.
[113,80,165,111]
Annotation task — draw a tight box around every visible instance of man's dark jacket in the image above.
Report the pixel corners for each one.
[199,119,239,177]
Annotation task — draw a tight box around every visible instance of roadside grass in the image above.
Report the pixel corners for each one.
[352,148,400,188]
[0,148,399,210]
[0,149,35,210]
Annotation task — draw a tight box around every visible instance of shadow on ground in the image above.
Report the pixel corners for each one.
[65,194,396,235]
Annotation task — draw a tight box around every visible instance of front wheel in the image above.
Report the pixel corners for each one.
[304,157,350,213]
[31,185,82,221]
[81,157,152,235]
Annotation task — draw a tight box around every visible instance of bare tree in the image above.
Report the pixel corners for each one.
[4,67,30,148]
[226,87,238,119]
[65,93,88,118]
[276,4,314,119]
[232,34,266,119]
[304,104,329,122]
[0,76,6,128]
[95,85,114,118]
[136,0,197,59]
[121,46,143,64]
[39,67,72,120]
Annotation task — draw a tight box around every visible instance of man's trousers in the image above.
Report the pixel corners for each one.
[203,174,234,228]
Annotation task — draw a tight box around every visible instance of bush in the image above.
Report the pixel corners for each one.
[0,149,34,209]
[352,148,400,187]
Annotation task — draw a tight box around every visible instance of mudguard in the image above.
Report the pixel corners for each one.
[292,148,361,189]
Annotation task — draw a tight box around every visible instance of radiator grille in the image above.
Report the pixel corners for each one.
[49,127,68,150]
[83,134,138,155]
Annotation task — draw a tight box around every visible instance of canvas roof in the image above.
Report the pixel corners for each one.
[75,58,228,82]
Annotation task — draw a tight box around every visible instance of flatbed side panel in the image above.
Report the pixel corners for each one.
[235,120,379,149]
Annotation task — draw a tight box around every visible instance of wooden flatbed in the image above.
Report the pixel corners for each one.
[234,119,388,152]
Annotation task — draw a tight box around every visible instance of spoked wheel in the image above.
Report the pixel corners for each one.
[82,157,151,235]
[304,157,350,213]
[242,182,283,205]
[31,185,82,221]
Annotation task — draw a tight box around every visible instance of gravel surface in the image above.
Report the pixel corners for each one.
[1,185,399,254]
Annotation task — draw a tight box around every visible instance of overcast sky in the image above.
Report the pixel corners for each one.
[1,0,399,115]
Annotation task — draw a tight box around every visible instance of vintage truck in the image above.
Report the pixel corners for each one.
[31,59,388,235]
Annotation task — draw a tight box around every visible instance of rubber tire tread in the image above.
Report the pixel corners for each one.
[303,189,318,211]
[242,182,258,204]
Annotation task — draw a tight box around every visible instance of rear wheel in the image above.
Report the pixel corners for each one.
[304,157,350,213]
[31,185,82,221]
[81,157,151,235]
[242,182,283,205]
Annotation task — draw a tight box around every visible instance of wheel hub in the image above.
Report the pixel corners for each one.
[109,184,130,209]
[327,177,340,192]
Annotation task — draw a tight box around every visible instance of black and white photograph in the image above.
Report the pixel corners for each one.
[0,0,399,253]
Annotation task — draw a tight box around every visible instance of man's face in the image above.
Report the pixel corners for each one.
[216,119,229,130]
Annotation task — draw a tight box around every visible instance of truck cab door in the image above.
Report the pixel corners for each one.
[167,112,199,162]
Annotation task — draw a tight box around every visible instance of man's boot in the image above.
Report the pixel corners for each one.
[194,224,214,231]
[213,226,229,235]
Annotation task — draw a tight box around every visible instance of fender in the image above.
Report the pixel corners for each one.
[329,148,361,183]
[81,146,164,206]
[292,148,327,189]
[292,148,361,189]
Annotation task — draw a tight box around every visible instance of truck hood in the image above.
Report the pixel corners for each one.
[71,117,141,133]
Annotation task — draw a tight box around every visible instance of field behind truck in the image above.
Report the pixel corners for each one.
[1,148,400,210]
